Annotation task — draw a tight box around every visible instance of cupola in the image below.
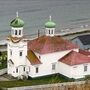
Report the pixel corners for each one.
[45,16,56,37]
[10,12,24,38]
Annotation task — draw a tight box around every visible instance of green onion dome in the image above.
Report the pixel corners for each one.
[10,17,24,28]
[45,16,56,28]
[45,21,56,28]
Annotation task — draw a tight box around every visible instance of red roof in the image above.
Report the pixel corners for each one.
[28,35,78,54]
[59,51,90,66]
[79,49,90,56]
[26,50,41,65]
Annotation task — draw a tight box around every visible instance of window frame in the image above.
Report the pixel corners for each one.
[15,30,17,35]
[19,30,21,35]
[10,49,12,56]
[52,63,56,70]
[19,51,23,56]
[49,30,50,34]
[23,67,25,72]
[36,67,39,73]
[84,65,88,72]
[16,68,18,73]
[29,67,30,72]
[52,30,53,34]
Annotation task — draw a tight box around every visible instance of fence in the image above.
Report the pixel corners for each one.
[6,81,90,90]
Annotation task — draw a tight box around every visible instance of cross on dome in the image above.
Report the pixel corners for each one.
[16,11,19,17]
[45,15,56,28]
[10,11,24,27]
[49,15,52,21]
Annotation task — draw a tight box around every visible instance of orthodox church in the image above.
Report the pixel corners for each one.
[7,13,90,79]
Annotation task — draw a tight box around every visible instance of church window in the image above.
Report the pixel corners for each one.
[49,30,50,34]
[16,68,18,73]
[52,63,56,70]
[29,67,30,72]
[23,67,25,71]
[19,51,23,56]
[10,49,12,56]
[19,30,21,35]
[84,65,87,72]
[39,56,41,59]
[15,30,17,35]
[73,66,77,68]
[52,30,53,34]
[36,67,39,73]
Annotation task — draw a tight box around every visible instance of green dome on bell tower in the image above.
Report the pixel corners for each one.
[45,16,56,28]
[10,12,24,27]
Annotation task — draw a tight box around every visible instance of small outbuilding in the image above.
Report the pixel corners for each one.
[72,35,90,50]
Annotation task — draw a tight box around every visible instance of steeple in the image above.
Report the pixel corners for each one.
[45,16,56,36]
[10,12,24,38]
[7,12,27,78]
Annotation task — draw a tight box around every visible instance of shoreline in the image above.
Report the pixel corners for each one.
[0,28,90,45]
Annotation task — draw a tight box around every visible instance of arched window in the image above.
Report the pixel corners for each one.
[15,30,17,35]
[36,67,39,73]
[84,65,87,72]
[16,68,18,73]
[49,30,50,34]
[29,67,30,72]
[39,56,41,59]
[52,30,53,34]
[23,67,25,71]
[19,51,23,56]
[52,63,56,70]
[10,49,12,56]
[19,30,21,35]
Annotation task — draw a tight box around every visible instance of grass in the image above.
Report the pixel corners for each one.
[0,74,74,88]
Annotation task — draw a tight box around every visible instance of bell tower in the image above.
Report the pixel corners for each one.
[7,12,27,78]
[45,16,56,37]
[10,11,24,38]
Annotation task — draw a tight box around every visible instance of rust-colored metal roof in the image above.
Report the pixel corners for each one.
[28,35,78,54]
[26,50,41,65]
[79,49,90,56]
[59,51,90,66]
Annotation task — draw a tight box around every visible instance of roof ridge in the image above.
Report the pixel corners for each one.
[28,35,78,54]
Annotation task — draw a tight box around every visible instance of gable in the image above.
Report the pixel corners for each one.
[59,51,90,66]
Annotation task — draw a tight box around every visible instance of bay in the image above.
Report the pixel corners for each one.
[0,0,90,39]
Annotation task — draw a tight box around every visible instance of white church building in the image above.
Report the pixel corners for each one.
[7,13,90,79]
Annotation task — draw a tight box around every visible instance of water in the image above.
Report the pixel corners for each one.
[0,0,90,40]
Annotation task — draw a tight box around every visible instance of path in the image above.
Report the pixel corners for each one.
[0,75,9,81]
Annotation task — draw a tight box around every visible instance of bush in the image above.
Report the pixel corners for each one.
[17,75,28,80]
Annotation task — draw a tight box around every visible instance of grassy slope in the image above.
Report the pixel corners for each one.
[0,74,74,88]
